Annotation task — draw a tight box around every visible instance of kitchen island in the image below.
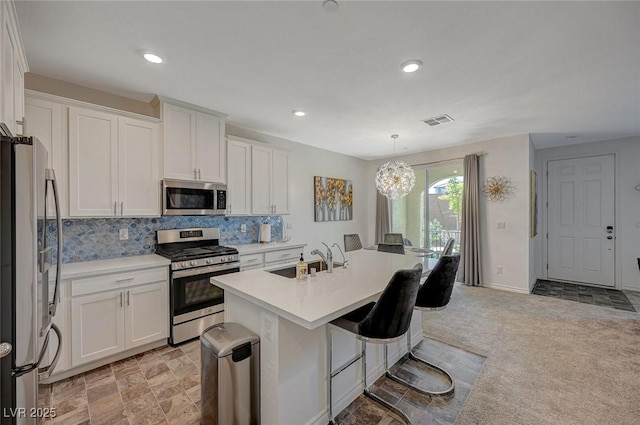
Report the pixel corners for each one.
[212,249,436,425]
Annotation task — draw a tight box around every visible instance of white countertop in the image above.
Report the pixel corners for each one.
[51,254,170,280]
[212,249,436,330]
[229,242,307,255]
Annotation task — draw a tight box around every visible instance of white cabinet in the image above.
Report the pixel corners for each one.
[118,117,160,216]
[227,139,252,215]
[25,96,66,218]
[71,290,125,366]
[252,145,290,215]
[68,106,159,217]
[0,0,27,136]
[125,282,168,349]
[70,266,169,368]
[158,98,226,183]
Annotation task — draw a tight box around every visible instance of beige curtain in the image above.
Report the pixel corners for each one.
[375,192,390,244]
[460,154,482,286]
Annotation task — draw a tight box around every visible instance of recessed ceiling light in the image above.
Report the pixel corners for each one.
[143,52,164,64]
[292,110,306,117]
[323,0,339,12]
[401,59,423,73]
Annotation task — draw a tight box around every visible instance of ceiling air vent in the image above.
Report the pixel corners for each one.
[422,114,454,127]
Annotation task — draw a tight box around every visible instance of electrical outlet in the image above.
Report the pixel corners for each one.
[241,224,247,233]
[496,265,503,274]
[497,222,506,229]
[119,228,129,241]
[286,223,293,230]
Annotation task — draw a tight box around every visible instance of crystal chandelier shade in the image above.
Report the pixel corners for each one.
[375,135,416,199]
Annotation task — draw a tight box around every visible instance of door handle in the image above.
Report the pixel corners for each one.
[0,342,12,358]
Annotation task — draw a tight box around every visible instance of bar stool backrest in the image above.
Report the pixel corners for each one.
[415,254,460,309]
[359,264,422,340]
[344,234,363,252]
[442,238,456,256]
[383,233,404,245]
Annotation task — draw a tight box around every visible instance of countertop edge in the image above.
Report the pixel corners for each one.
[50,254,170,281]
[230,242,307,255]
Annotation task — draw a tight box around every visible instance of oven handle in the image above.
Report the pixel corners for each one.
[172,262,240,279]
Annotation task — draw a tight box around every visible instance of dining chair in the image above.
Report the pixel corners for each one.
[343,234,363,252]
[378,243,405,255]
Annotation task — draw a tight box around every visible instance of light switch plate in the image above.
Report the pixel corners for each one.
[497,222,506,229]
[119,228,129,240]
[496,265,503,274]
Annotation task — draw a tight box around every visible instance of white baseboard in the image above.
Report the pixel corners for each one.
[482,282,530,294]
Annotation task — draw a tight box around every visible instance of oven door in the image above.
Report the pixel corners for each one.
[170,262,240,324]
[162,179,217,215]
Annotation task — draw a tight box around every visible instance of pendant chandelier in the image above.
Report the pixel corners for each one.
[375,134,416,199]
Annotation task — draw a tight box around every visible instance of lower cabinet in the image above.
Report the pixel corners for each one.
[70,279,168,367]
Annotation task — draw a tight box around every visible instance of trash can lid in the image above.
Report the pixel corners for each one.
[201,322,259,357]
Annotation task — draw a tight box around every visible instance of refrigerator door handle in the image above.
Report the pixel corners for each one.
[46,168,63,318]
[13,323,54,378]
[38,323,62,380]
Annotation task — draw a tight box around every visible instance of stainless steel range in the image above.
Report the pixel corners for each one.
[155,228,239,345]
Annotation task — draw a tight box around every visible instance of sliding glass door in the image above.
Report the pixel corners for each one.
[391,161,463,256]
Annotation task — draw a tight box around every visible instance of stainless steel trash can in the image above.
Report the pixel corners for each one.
[201,322,260,425]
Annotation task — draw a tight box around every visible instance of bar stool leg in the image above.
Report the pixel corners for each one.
[363,341,413,425]
[385,326,455,397]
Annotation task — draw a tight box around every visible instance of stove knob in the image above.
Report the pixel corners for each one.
[206,259,213,265]
[181,262,188,268]
[190,260,198,266]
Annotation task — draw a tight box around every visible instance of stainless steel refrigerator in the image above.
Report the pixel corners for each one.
[0,124,62,425]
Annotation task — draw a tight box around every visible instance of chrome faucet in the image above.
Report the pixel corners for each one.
[311,243,334,272]
[332,243,349,269]
[322,242,333,273]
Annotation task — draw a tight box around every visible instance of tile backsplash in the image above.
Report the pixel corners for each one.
[48,216,283,263]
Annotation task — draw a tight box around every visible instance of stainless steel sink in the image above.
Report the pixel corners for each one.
[266,260,342,278]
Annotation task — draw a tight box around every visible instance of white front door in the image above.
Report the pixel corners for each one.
[547,155,615,287]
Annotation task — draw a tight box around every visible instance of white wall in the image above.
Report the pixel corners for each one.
[367,134,532,293]
[226,125,369,258]
[536,136,640,291]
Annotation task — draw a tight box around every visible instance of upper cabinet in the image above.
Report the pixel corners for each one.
[68,106,159,217]
[227,138,252,215]
[153,97,226,183]
[1,0,28,135]
[252,145,290,215]
[25,96,66,218]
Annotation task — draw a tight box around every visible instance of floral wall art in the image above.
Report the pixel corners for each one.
[314,176,353,221]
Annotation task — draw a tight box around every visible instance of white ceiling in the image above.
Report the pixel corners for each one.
[15,1,640,160]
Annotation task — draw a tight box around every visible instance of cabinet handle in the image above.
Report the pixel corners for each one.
[120,202,124,215]
[115,278,134,284]
[247,258,258,263]
[114,201,117,215]
[16,119,24,126]
[126,291,130,306]
[119,292,123,308]
[274,204,277,214]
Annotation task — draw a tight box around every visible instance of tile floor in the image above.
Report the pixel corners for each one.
[39,337,484,425]
[39,341,202,425]
[336,338,485,425]
[532,279,636,312]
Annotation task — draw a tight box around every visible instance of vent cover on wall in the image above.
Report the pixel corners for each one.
[422,114,454,127]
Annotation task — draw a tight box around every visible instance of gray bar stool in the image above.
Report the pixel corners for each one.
[343,233,363,252]
[387,254,460,397]
[326,264,422,425]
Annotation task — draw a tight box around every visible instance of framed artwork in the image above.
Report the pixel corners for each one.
[314,176,353,222]
[530,170,538,237]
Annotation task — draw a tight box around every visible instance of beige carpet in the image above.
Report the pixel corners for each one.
[423,284,640,425]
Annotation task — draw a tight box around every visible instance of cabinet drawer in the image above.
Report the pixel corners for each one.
[71,267,168,297]
[265,249,300,264]
[240,253,264,268]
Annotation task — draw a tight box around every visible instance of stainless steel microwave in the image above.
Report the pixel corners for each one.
[162,179,227,216]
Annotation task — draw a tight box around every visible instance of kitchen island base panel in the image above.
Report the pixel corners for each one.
[224,292,423,425]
